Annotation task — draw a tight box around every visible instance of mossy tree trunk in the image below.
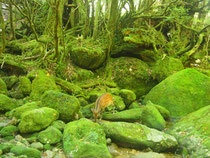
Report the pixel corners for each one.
[0,2,6,56]
[9,1,15,40]
[92,0,101,40]
[105,0,119,79]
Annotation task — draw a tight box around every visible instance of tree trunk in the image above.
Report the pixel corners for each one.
[9,1,15,40]
[92,0,101,40]
[105,0,119,79]
[0,3,5,56]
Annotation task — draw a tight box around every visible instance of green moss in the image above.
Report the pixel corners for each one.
[167,105,210,157]
[146,101,170,120]
[18,107,59,133]
[152,57,184,82]
[18,76,31,96]
[128,101,141,109]
[41,90,80,122]
[141,105,166,130]
[112,95,126,111]
[38,126,62,144]
[10,146,41,158]
[1,76,18,90]
[0,94,17,112]
[120,89,136,106]
[111,57,157,98]
[51,120,66,131]
[0,143,14,153]
[0,78,8,95]
[63,118,111,158]
[9,101,41,119]
[143,68,210,117]
[0,125,18,137]
[80,103,94,118]
[71,46,106,69]
[30,71,59,100]
[101,122,178,152]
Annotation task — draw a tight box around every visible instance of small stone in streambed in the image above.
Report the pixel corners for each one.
[30,142,44,150]
[106,138,112,145]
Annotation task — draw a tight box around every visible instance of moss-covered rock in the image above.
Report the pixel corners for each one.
[152,57,184,82]
[18,76,31,96]
[9,101,41,119]
[167,105,210,158]
[41,90,80,122]
[101,122,178,152]
[111,57,157,98]
[103,106,166,130]
[51,120,66,131]
[0,94,17,112]
[71,47,106,69]
[120,89,136,106]
[78,97,88,107]
[143,68,210,118]
[0,125,18,137]
[146,101,170,120]
[38,126,62,144]
[10,146,41,158]
[54,77,82,95]
[80,103,94,118]
[128,101,141,109]
[141,105,166,130]
[18,107,59,133]
[112,95,126,111]
[0,143,14,154]
[63,118,111,158]
[1,75,18,90]
[30,71,59,100]
[0,78,8,95]
[88,91,105,103]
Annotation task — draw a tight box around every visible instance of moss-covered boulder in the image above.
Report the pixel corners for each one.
[103,106,166,130]
[167,105,210,158]
[63,118,111,158]
[152,57,184,82]
[146,101,170,120]
[0,78,8,95]
[0,143,14,154]
[128,101,141,109]
[30,71,59,100]
[0,94,17,112]
[112,95,126,111]
[111,57,157,98]
[120,89,136,106]
[18,76,31,96]
[41,90,80,122]
[1,75,18,90]
[18,107,59,133]
[9,101,41,119]
[71,47,106,69]
[101,122,178,152]
[38,126,62,144]
[0,125,18,137]
[55,77,82,95]
[80,103,94,118]
[143,68,210,117]
[10,146,41,158]
[51,120,66,131]
[88,91,105,103]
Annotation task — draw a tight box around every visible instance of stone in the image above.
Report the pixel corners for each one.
[0,94,17,112]
[63,118,111,158]
[18,107,59,133]
[101,121,178,152]
[120,89,136,106]
[10,146,41,158]
[0,125,18,137]
[143,68,210,117]
[38,126,62,144]
[41,90,80,122]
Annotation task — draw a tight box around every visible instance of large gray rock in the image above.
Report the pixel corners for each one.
[101,122,178,152]
[63,118,111,158]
